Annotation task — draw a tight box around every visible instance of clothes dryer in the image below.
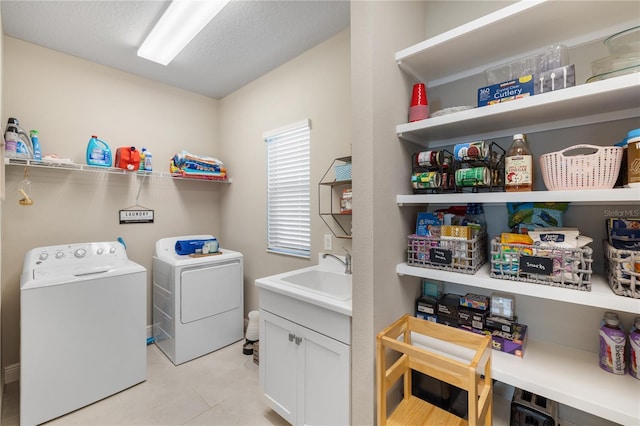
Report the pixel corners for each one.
[153,235,244,365]
[20,241,146,426]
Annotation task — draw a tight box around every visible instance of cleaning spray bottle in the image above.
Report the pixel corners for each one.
[86,135,112,167]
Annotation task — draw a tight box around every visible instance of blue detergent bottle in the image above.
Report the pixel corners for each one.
[86,135,112,167]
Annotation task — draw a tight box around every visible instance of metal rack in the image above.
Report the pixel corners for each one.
[318,156,352,239]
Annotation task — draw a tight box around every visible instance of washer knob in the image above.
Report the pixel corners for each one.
[109,246,117,254]
[39,252,49,261]
[74,248,87,258]
[55,251,64,259]
[97,248,104,255]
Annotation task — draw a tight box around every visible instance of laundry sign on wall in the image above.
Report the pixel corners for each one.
[119,209,154,224]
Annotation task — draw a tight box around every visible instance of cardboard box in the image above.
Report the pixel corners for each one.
[416,212,443,236]
[460,293,490,311]
[437,293,463,319]
[478,75,534,107]
[458,307,488,330]
[485,315,518,334]
[417,296,439,316]
[415,311,438,323]
[491,324,528,358]
[437,316,459,328]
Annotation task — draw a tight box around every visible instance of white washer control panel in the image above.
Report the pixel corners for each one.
[25,242,129,274]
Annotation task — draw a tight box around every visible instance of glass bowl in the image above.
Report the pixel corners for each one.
[604,26,640,56]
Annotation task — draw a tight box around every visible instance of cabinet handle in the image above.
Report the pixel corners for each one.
[295,336,302,345]
[289,333,295,342]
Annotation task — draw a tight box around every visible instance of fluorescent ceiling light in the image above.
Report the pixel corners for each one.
[138,0,231,66]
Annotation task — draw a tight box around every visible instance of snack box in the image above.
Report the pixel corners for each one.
[491,324,528,358]
[437,316,459,328]
[458,307,489,330]
[485,315,518,334]
[437,293,463,319]
[417,296,438,316]
[422,280,443,298]
[416,212,443,236]
[415,311,438,323]
[478,75,534,107]
[460,293,490,311]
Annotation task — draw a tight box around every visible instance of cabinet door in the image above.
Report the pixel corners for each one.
[299,326,350,426]
[259,310,297,425]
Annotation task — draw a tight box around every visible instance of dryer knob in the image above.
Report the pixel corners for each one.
[39,252,49,261]
[55,251,64,259]
[74,248,87,258]
[97,248,104,255]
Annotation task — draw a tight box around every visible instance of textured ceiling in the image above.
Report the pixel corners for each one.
[1,0,350,99]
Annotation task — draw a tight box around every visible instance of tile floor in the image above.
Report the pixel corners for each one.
[1,340,290,426]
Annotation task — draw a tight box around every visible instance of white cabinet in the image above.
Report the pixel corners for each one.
[394,2,640,425]
[259,290,350,426]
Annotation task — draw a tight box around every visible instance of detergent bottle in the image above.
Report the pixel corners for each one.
[143,148,153,171]
[86,135,112,167]
[30,130,42,161]
[6,118,33,158]
[4,125,20,158]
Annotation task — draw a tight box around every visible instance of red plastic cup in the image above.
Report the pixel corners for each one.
[409,83,429,122]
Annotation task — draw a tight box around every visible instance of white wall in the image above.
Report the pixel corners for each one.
[0,0,4,408]
[350,2,427,424]
[1,37,222,369]
[219,30,352,315]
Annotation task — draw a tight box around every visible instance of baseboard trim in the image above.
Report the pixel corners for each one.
[4,363,19,384]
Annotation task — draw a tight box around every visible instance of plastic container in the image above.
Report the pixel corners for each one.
[143,148,153,171]
[484,44,569,85]
[139,149,146,171]
[86,135,112,167]
[4,125,20,158]
[30,130,41,161]
[626,128,640,187]
[599,312,626,375]
[604,25,640,56]
[630,317,640,380]
[7,118,33,158]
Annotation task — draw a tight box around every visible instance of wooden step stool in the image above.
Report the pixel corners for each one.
[377,314,493,425]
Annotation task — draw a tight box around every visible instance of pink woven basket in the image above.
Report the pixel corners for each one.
[540,144,623,190]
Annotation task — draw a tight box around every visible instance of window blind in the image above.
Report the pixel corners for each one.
[264,120,311,258]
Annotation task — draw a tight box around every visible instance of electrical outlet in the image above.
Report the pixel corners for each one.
[324,234,332,251]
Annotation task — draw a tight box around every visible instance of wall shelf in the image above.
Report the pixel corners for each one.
[393,2,640,424]
[319,156,352,239]
[396,74,640,147]
[5,158,231,182]
[397,187,639,206]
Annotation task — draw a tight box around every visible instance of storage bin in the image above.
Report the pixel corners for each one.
[490,237,593,291]
[335,163,352,181]
[539,144,623,190]
[407,233,487,275]
[604,240,640,298]
[377,314,492,426]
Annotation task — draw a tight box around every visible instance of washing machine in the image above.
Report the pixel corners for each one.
[20,241,146,426]
[152,235,244,365]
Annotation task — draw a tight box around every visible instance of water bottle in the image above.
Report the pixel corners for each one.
[30,130,41,161]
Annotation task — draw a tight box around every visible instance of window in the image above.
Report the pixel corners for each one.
[264,119,311,258]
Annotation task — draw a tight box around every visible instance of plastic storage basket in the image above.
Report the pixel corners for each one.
[604,240,640,298]
[407,233,486,275]
[540,144,622,190]
[490,238,593,290]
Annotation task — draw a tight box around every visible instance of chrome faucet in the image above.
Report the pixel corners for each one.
[322,249,352,275]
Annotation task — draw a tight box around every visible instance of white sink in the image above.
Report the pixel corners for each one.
[280,269,351,301]
[255,254,352,316]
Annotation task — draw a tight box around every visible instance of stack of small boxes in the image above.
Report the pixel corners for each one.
[416,280,527,358]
